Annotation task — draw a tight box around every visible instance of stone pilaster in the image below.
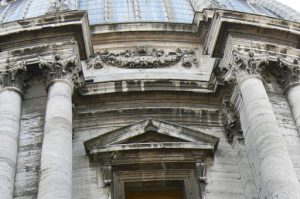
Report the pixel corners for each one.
[221,98,259,199]
[0,64,25,199]
[222,50,300,198]
[278,57,300,136]
[37,55,82,199]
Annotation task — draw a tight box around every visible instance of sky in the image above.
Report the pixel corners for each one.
[276,0,300,13]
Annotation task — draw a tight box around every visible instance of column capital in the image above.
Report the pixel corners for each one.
[277,57,300,92]
[219,49,268,84]
[39,54,83,91]
[0,61,26,94]
[221,98,243,144]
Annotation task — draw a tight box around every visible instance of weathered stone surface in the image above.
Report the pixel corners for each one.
[14,77,47,199]
[38,80,74,199]
[0,89,22,199]
[286,85,300,136]
[232,77,300,198]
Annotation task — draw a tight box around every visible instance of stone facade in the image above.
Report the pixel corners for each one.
[0,1,300,199]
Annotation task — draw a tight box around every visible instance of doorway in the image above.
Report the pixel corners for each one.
[125,180,184,199]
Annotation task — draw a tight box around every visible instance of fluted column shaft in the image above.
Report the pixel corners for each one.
[233,77,300,198]
[38,80,73,199]
[286,84,300,135]
[0,88,22,199]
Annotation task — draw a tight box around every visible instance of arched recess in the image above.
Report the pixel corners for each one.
[84,119,219,199]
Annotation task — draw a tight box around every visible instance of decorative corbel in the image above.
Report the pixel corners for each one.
[102,165,112,187]
[195,162,207,199]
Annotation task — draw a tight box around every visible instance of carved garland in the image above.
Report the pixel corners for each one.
[86,46,197,69]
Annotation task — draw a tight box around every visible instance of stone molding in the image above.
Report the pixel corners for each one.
[221,98,243,144]
[86,46,197,69]
[39,54,83,89]
[0,61,26,93]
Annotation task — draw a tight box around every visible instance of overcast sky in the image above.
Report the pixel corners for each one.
[276,0,300,13]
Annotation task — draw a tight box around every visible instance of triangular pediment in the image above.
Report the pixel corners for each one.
[84,119,219,155]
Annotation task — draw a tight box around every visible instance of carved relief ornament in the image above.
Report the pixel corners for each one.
[86,46,197,69]
[277,57,300,90]
[220,50,269,84]
[221,99,242,143]
[39,54,83,88]
[47,0,70,13]
[0,61,26,92]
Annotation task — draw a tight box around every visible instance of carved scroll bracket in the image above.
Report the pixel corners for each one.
[195,162,207,199]
[221,99,243,144]
[86,46,197,69]
[39,54,83,89]
[0,61,27,93]
[102,165,112,187]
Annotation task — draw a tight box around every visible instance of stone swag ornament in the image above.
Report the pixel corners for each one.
[86,46,197,69]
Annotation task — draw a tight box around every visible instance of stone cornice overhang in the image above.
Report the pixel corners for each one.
[91,22,197,34]
[199,9,300,58]
[0,11,93,60]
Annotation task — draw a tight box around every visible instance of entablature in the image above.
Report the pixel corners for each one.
[202,9,300,57]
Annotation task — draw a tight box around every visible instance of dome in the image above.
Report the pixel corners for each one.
[0,0,299,25]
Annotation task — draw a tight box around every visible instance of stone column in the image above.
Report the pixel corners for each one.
[287,85,300,134]
[0,66,25,199]
[223,50,300,198]
[278,58,300,136]
[38,55,81,199]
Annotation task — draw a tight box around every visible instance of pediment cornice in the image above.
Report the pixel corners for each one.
[84,119,219,157]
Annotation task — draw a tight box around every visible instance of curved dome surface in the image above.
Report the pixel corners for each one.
[0,0,298,25]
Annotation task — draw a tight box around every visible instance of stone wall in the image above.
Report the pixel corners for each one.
[14,77,47,199]
[72,91,245,199]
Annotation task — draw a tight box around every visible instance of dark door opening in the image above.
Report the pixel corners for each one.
[125,180,185,199]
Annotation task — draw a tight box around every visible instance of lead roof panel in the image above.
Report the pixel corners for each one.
[0,0,286,25]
